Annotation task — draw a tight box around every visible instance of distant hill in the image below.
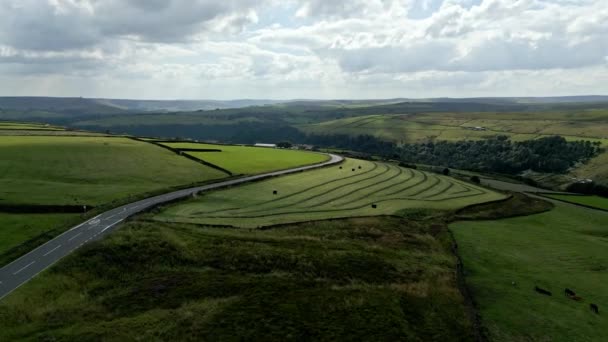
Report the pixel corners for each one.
[0,97,286,117]
[0,97,126,116]
[94,98,286,112]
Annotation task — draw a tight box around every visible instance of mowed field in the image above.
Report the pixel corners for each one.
[451,204,608,341]
[0,136,227,206]
[159,142,329,175]
[543,194,608,211]
[155,158,506,227]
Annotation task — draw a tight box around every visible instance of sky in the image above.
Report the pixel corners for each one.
[0,0,607,100]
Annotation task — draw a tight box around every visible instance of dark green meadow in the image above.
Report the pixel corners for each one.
[0,216,475,341]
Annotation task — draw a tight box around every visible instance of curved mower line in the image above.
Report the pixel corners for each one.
[304,164,405,209]
[227,162,392,216]
[330,167,415,207]
[194,161,381,215]
[195,161,499,222]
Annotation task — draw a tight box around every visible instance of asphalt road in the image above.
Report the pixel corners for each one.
[0,153,343,301]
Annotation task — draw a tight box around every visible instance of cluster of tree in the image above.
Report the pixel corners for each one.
[567,181,608,197]
[399,136,601,174]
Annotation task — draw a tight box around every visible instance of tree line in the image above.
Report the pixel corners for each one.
[398,135,601,174]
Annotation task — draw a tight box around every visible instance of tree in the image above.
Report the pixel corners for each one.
[470,175,481,184]
[442,168,450,176]
[277,141,293,149]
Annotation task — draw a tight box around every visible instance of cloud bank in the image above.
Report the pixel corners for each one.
[0,0,606,99]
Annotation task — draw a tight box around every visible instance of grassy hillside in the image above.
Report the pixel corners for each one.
[155,158,506,227]
[0,216,476,341]
[542,194,608,210]
[0,136,227,206]
[298,111,608,143]
[0,135,229,264]
[0,214,80,256]
[451,204,608,341]
[159,142,329,175]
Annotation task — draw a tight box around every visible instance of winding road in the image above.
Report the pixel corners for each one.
[0,153,343,301]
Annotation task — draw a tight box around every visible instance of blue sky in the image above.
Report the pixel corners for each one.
[0,0,606,99]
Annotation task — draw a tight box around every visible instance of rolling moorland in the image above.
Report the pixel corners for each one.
[1,96,608,340]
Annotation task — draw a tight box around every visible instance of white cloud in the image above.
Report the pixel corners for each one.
[0,0,606,99]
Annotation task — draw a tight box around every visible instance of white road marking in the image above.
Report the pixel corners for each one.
[68,232,83,242]
[69,221,86,231]
[13,261,35,275]
[43,245,61,257]
[101,219,124,233]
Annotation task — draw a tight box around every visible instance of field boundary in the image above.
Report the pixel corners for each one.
[534,192,608,212]
[0,204,94,214]
[130,137,234,176]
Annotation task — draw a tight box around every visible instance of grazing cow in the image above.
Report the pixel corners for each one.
[358,166,362,169]
[352,168,356,171]
[590,304,599,314]
[565,288,576,297]
[273,190,278,195]
[372,204,377,209]
[534,286,552,296]
[339,166,343,169]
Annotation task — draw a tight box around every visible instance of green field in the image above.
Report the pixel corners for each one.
[155,158,506,227]
[0,213,80,256]
[451,204,608,341]
[0,136,227,206]
[159,142,329,175]
[543,194,608,210]
[0,217,475,341]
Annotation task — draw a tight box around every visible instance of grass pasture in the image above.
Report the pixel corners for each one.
[543,194,608,211]
[155,158,506,227]
[0,136,227,206]
[451,204,608,341]
[0,217,476,341]
[0,213,80,257]
[159,142,329,175]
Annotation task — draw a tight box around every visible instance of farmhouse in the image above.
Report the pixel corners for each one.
[254,143,277,148]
